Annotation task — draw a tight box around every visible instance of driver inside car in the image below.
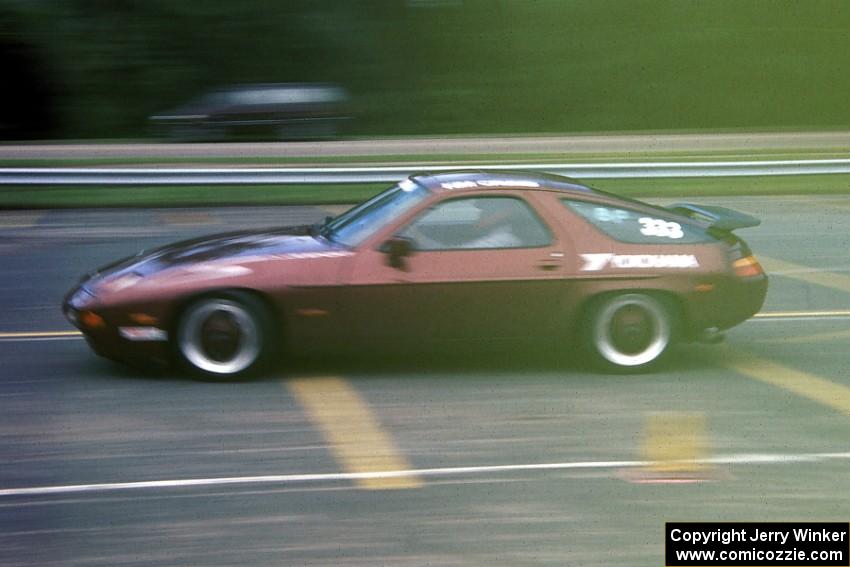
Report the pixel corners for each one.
[461,199,523,248]
[402,197,523,250]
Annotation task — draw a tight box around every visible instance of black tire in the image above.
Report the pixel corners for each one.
[175,292,273,380]
[583,293,676,372]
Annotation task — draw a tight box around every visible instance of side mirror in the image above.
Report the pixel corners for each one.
[382,236,414,271]
[309,216,335,237]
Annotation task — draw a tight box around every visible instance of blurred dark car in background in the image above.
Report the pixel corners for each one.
[149,83,350,141]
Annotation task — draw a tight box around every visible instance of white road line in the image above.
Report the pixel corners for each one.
[1,452,849,497]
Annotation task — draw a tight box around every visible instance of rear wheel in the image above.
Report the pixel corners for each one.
[585,293,675,372]
[176,292,272,380]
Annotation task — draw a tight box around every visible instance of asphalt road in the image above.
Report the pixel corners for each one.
[1,196,850,566]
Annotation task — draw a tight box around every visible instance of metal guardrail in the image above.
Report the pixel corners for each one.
[3,159,850,185]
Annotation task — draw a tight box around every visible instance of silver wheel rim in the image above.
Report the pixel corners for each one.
[593,295,670,368]
[178,299,260,375]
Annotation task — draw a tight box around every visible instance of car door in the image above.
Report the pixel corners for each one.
[343,193,569,345]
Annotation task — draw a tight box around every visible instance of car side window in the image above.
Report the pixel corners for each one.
[560,199,712,244]
[398,196,552,250]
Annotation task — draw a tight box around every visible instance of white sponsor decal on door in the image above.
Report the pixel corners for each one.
[580,253,699,271]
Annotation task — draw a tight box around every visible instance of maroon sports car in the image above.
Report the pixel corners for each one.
[64,171,767,378]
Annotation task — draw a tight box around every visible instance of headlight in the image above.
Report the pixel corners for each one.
[68,286,95,307]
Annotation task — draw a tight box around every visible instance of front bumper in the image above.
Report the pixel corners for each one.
[63,284,171,367]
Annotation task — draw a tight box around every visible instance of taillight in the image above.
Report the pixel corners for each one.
[733,255,764,278]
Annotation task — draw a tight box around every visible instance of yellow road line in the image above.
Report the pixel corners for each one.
[157,211,215,226]
[759,255,850,295]
[819,199,850,213]
[0,331,82,339]
[0,212,46,229]
[287,376,422,490]
[319,205,351,217]
[754,309,850,318]
[724,348,850,417]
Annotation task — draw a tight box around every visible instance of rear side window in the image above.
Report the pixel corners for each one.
[561,199,711,244]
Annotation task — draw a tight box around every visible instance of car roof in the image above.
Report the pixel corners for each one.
[407,170,676,216]
[410,170,598,196]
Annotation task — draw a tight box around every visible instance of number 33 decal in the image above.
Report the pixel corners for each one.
[638,217,684,239]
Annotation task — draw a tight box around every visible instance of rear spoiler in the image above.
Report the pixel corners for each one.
[667,203,761,231]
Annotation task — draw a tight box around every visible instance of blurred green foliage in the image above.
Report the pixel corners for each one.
[3,0,850,138]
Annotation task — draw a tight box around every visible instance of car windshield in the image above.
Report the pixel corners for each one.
[320,179,430,247]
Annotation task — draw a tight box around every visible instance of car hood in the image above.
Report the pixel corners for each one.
[91,226,338,283]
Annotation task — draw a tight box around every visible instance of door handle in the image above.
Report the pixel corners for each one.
[537,261,560,271]
[537,251,564,271]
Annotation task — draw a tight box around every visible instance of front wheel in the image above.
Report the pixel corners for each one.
[584,293,675,372]
[175,293,272,380]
